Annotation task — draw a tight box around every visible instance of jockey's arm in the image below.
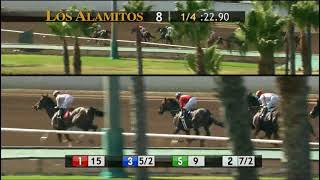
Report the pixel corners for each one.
[259,96,267,107]
[56,96,62,108]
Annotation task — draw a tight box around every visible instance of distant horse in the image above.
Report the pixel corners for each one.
[157,27,173,44]
[207,31,224,47]
[33,95,104,146]
[310,100,319,119]
[131,26,155,42]
[91,29,111,45]
[158,98,224,147]
[247,93,279,139]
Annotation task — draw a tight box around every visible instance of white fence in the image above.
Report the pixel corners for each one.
[2,127,319,146]
[1,29,196,49]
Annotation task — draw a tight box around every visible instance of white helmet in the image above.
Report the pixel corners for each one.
[175,92,182,98]
[53,90,60,96]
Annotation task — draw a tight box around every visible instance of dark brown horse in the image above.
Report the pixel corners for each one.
[310,100,319,119]
[131,26,155,42]
[247,93,279,139]
[158,98,224,147]
[33,95,103,146]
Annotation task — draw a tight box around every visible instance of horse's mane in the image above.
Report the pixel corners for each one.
[165,98,178,103]
[247,93,260,107]
[43,96,56,107]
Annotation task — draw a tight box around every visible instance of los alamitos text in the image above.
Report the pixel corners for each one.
[45,10,245,22]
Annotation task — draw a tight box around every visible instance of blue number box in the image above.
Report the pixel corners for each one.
[122,156,138,167]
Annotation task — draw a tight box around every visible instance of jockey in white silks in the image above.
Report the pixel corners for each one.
[52,90,74,125]
[166,26,173,38]
[256,90,280,112]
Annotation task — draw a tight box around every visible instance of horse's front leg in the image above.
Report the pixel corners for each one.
[185,130,192,144]
[171,128,181,144]
[254,128,261,138]
[57,134,62,143]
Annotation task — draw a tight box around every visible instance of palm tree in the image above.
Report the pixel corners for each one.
[171,0,213,75]
[291,1,319,75]
[124,0,153,75]
[215,76,257,180]
[277,77,311,180]
[131,76,148,180]
[64,6,96,74]
[273,1,298,75]
[186,45,223,74]
[123,0,153,12]
[234,1,285,75]
[47,22,70,74]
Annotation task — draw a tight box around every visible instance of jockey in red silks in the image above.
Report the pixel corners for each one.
[175,92,198,129]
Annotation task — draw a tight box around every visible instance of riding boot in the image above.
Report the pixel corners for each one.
[57,108,64,120]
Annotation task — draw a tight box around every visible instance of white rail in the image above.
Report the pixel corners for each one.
[2,127,319,146]
[1,29,196,49]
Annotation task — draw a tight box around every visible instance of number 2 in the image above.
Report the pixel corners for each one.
[228,157,233,165]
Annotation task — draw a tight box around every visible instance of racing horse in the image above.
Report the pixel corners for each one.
[131,26,155,42]
[157,27,173,44]
[247,93,317,140]
[310,99,319,119]
[158,98,224,147]
[33,95,104,146]
[247,93,279,139]
[89,23,111,45]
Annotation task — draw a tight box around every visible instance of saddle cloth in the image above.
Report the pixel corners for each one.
[63,108,75,120]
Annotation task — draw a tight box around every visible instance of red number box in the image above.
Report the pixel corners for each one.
[72,155,88,167]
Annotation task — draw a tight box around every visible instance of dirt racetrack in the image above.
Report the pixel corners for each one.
[2,89,319,176]
[2,89,319,148]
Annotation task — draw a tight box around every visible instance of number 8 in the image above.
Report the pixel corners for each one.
[156,12,163,22]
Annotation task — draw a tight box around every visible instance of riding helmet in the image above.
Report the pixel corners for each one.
[256,90,263,97]
[53,90,60,96]
[176,92,182,98]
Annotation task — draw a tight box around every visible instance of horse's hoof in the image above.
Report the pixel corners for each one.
[40,136,48,143]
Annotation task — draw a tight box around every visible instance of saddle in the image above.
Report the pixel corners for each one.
[179,110,193,129]
[259,108,276,122]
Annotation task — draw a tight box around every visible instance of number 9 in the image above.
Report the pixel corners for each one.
[156,12,163,22]
[193,157,198,164]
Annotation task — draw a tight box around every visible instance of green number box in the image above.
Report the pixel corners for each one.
[172,156,188,167]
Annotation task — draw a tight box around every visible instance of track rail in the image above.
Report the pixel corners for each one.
[2,127,319,146]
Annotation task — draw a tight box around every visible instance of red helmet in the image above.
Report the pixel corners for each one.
[256,90,263,97]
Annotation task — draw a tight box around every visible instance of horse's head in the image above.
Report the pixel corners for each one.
[33,95,55,111]
[159,98,180,115]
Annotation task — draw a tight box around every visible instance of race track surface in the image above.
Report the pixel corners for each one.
[1,89,319,148]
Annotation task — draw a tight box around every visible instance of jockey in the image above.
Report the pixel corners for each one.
[256,90,279,118]
[139,25,146,35]
[166,26,173,38]
[175,92,197,129]
[53,90,74,120]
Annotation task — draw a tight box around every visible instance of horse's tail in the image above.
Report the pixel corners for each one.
[209,116,224,128]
